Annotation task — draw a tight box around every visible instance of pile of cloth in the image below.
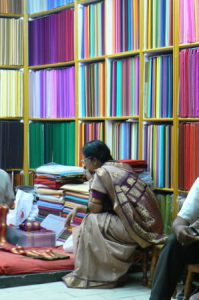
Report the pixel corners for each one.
[61,181,89,226]
[34,163,86,222]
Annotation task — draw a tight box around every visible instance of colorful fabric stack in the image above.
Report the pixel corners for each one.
[36,188,65,221]
[61,182,89,226]
[34,163,85,221]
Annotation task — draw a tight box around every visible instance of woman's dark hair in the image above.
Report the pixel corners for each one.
[82,140,113,164]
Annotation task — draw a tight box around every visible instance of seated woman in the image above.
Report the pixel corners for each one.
[63,140,165,289]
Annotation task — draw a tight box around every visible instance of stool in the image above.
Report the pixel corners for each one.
[141,246,151,286]
[132,246,152,286]
[147,242,178,298]
[184,264,199,300]
[133,243,165,287]
[148,243,164,288]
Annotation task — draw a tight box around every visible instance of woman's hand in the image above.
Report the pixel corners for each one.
[65,205,87,227]
[84,168,93,180]
[65,208,78,228]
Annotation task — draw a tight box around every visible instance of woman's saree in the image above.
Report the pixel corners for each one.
[63,162,166,288]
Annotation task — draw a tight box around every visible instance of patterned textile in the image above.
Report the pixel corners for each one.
[96,162,166,247]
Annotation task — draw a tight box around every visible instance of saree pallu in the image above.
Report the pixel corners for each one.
[63,212,137,288]
[95,162,166,248]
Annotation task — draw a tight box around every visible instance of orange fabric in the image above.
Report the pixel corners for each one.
[0,206,8,245]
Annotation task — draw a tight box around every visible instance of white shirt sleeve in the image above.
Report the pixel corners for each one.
[178,177,199,224]
[0,169,14,207]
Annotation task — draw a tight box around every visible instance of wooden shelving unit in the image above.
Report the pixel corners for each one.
[1,0,198,215]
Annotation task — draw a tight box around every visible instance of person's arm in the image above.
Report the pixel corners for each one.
[3,171,15,208]
[173,216,199,245]
[88,198,103,213]
[65,172,107,227]
[65,197,103,227]
[65,205,87,227]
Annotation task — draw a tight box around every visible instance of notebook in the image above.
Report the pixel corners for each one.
[41,214,71,246]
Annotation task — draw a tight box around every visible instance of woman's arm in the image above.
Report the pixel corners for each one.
[88,198,103,213]
[65,205,87,227]
[65,197,103,227]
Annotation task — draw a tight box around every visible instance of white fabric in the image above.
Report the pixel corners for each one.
[190,292,199,300]
[63,234,73,253]
[178,177,199,224]
[36,162,84,176]
[61,181,89,194]
[0,169,14,207]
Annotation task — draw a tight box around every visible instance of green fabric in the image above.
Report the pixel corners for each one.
[29,122,44,168]
[116,60,122,116]
[29,122,75,168]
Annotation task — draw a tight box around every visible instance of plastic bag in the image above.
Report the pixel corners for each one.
[7,189,34,226]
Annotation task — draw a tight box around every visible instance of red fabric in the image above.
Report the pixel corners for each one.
[0,247,74,275]
[118,160,147,168]
[34,178,63,189]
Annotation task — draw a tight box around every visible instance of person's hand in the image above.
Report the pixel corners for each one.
[175,224,199,246]
[84,168,92,180]
[65,208,77,228]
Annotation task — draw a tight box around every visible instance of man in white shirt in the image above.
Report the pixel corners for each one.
[149,178,199,300]
[0,169,14,208]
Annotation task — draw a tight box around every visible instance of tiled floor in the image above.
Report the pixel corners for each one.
[0,274,151,300]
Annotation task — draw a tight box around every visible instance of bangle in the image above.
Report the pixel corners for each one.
[86,206,90,214]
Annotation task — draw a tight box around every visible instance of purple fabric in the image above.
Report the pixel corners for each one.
[29,68,75,118]
[91,189,106,201]
[29,9,74,66]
